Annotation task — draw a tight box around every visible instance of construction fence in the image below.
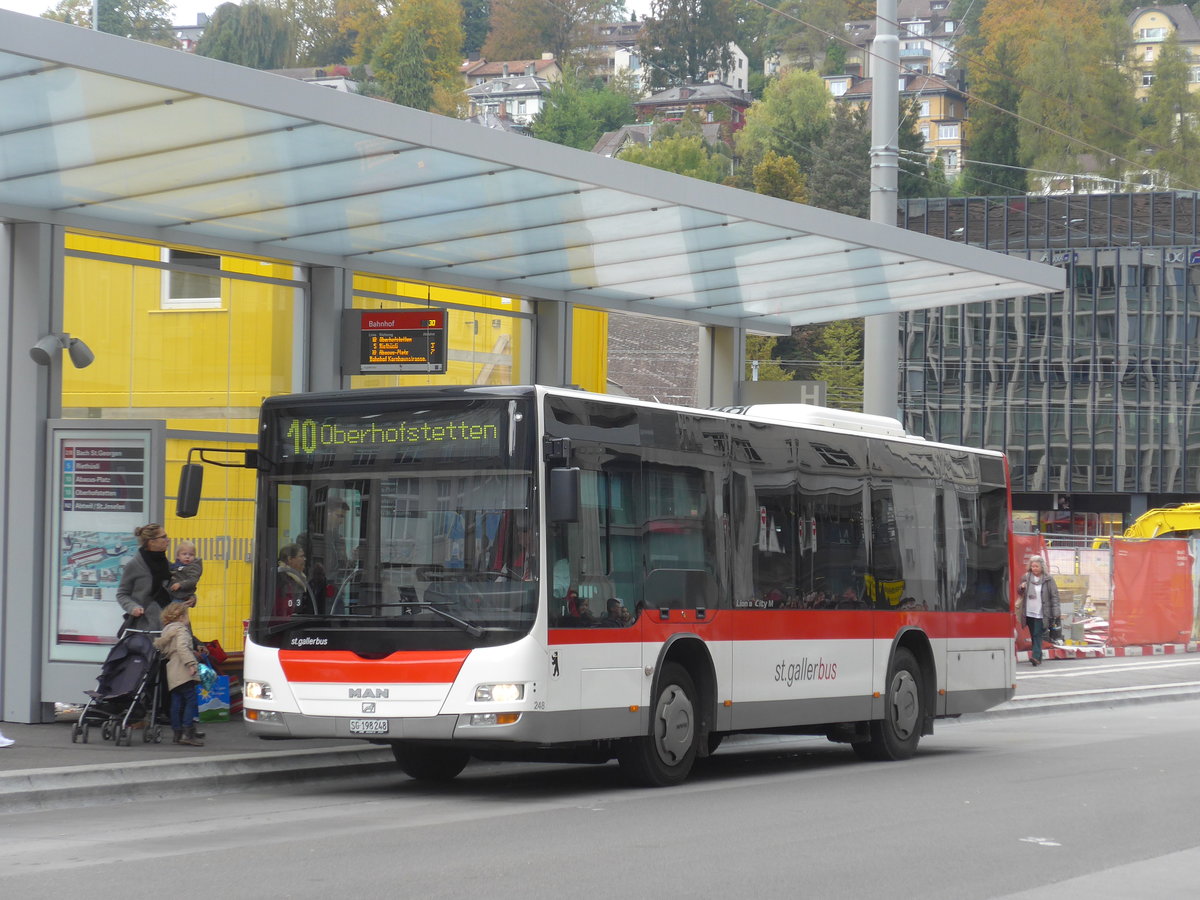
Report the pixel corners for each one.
[1013,533,1200,651]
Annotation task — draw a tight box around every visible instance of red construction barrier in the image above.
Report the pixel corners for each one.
[1012,533,1048,652]
[1109,539,1194,647]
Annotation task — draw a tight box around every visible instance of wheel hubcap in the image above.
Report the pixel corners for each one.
[653,682,694,765]
[889,670,919,740]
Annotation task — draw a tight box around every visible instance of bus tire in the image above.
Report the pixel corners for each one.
[618,662,698,787]
[854,647,923,762]
[391,743,470,782]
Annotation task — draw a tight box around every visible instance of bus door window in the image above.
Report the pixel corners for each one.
[797,435,868,609]
[549,461,640,627]
[642,464,719,612]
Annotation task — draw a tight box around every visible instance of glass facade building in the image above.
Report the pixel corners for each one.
[898,193,1200,523]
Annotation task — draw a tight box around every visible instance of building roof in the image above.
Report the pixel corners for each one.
[465,76,549,100]
[634,83,752,109]
[1127,6,1200,42]
[460,57,560,80]
[0,11,1062,332]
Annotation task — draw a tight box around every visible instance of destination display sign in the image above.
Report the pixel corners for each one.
[355,309,446,373]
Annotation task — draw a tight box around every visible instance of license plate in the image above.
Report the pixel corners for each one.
[349,718,389,735]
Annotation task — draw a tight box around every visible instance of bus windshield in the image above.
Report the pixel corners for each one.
[254,397,536,651]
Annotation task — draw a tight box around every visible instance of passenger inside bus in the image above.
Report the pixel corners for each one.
[274,543,316,617]
[600,597,632,627]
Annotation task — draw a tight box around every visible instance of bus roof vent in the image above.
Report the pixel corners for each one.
[714,404,910,438]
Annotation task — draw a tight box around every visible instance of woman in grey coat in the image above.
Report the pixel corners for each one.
[116,523,173,633]
[1016,554,1061,667]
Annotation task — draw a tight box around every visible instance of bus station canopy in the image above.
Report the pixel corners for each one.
[0,11,1063,333]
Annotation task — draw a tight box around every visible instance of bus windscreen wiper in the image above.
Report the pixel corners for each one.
[396,601,485,637]
[264,615,329,636]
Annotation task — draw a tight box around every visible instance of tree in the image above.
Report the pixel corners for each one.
[960,37,1026,195]
[813,318,863,411]
[1138,31,1200,188]
[484,0,621,65]
[371,0,465,115]
[806,102,869,218]
[764,0,851,73]
[46,0,175,45]
[195,3,291,69]
[532,78,635,150]
[618,134,730,182]
[745,335,791,381]
[374,25,434,110]
[1017,16,1136,184]
[734,67,832,175]
[461,0,490,58]
[751,150,807,202]
[639,0,735,87]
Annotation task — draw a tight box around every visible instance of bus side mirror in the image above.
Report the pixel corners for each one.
[549,467,580,523]
[176,463,204,518]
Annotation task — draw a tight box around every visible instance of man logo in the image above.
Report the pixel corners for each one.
[362,702,376,714]
[349,687,389,699]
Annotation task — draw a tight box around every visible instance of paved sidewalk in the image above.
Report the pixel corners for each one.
[2,650,1198,812]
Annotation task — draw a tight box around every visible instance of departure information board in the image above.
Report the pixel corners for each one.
[353,309,446,373]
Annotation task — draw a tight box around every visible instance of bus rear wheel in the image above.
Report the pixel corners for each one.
[852,647,923,762]
[618,663,698,787]
[391,743,470,782]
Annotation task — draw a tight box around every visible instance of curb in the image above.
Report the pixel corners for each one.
[0,744,395,814]
[1016,641,1199,662]
[965,684,1200,719]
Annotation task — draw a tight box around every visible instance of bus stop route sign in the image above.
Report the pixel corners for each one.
[344,309,446,374]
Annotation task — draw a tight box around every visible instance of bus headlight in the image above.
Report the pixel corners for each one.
[245,680,273,701]
[475,683,524,703]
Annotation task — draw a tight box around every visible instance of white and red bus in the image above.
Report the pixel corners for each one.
[180,385,1014,786]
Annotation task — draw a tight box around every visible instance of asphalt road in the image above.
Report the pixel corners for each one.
[1,696,1197,899]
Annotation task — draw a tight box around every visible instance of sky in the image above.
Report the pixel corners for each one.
[0,0,217,24]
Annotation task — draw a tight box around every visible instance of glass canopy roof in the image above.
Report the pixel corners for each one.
[0,11,1063,333]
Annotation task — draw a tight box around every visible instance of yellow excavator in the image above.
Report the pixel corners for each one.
[1092,503,1200,548]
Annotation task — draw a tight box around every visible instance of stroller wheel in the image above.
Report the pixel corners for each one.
[81,724,90,743]
[70,722,81,743]
[142,722,156,743]
[102,721,114,741]
[152,727,164,744]
[116,726,132,747]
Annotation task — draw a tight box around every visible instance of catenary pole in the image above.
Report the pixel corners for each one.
[863,0,900,417]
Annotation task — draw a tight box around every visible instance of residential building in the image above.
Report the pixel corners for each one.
[268,65,360,93]
[843,0,964,79]
[588,20,647,92]
[172,14,207,52]
[633,82,752,134]
[464,75,551,132]
[1127,5,1200,99]
[591,122,726,157]
[897,192,1200,527]
[460,56,563,87]
[828,70,967,175]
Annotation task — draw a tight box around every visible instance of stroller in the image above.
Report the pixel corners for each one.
[71,629,166,746]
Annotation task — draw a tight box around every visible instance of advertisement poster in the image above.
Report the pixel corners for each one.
[47,425,162,663]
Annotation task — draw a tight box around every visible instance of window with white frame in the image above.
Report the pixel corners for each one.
[1191,66,1200,83]
[920,125,930,140]
[1145,46,1155,62]
[160,248,222,309]
[919,100,931,116]
[829,79,848,96]
[1143,72,1155,86]
[938,123,960,140]
[1139,27,1167,41]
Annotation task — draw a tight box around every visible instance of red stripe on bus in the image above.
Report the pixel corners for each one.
[550,610,1012,645]
[278,650,469,683]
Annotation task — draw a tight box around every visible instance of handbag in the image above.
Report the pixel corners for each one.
[196,661,218,690]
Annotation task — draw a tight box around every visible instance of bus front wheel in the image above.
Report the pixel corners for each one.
[391,743,470,782]
[853,647,923,762]
[618,662,699,787]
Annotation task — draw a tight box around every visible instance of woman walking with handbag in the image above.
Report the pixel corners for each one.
[1017,554,1061,667]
